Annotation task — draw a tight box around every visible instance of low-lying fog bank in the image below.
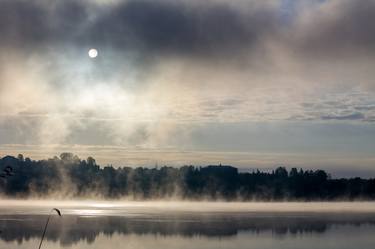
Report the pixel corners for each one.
[1,200,375,214]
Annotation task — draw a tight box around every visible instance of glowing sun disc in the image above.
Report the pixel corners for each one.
[88,48,98,58]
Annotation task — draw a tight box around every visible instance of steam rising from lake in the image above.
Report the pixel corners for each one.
[2,200,375,249]
[2,200,375,215]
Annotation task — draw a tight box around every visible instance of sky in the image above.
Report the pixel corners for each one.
[0,0,375,177]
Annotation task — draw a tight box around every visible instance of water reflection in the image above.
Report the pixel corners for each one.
[1,212,375,247]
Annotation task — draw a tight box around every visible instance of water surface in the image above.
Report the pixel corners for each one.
[0,201,375,249]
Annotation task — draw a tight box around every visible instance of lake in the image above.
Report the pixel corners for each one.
[0,201,375,249]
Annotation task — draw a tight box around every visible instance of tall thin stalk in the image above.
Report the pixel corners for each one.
[38,208,62,249]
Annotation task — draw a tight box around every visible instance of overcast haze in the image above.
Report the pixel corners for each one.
[1,0,375,177]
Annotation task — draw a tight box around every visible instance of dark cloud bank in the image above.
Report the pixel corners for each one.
[1,0,375,97]
[1,0,375,60]
[0,0,276,60]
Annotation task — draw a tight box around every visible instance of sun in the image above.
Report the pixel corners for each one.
[88,48,98,58]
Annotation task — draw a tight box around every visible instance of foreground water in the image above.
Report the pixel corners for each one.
[0,201,375,249]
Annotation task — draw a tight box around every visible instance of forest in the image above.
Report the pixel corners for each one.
[1,153,375,200]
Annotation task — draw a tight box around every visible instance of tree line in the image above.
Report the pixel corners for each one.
[1,153,375,200]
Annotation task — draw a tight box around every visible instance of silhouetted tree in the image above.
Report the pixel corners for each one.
[0,154,375,200]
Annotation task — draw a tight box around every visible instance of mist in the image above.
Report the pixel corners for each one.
[2,200,375,214]
[2,2,375,249]
[1,153,375,201]
[1,0,375,173]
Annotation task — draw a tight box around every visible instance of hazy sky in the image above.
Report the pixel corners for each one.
[1,0,375,177]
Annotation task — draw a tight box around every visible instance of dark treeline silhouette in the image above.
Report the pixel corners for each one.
[1,153,375,200]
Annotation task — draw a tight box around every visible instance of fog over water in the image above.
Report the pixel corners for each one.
[2,200,375,214]
[1,201,375,249]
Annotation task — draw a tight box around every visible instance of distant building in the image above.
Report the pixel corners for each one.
[201,165,238,175]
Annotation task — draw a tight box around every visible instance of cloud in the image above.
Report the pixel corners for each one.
[91,0,280,58]
[288,0,375,57]
[0,0,280,60]
[1,0,375,59]
[1,0,375,150]
[321,112,365,121]
[0,0,89,50]
[354,105,375,111]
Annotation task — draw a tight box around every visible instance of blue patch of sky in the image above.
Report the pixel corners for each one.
[279,0,327,23]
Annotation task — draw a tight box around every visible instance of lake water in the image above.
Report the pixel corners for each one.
[0,201,375,249]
